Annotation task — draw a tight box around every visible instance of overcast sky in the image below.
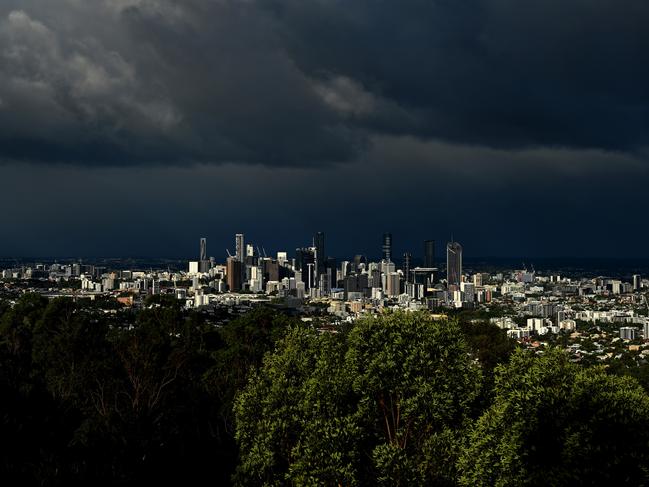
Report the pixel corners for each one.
[1,0,648,260]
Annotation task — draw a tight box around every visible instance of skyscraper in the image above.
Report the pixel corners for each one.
[235,233,245,262]
[402,252,412,283]
[307,262,315,289]
[424,240,435,268]
[382,233,392,262]
[199,237,210,273]
[295,247,315,289]
[200,237,207,261]
[353,254,367,273]
[386,272,401,297]
[226,256,242,292]
[314,231,325,275]
[447,241,463,286]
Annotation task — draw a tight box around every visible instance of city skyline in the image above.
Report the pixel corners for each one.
[1,2,648,484]
[8,229,649,263]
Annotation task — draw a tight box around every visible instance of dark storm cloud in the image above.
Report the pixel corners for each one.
[0,0,648,167]
[2,137,647,258]
[261,0,649,150]
[0,1,363,166]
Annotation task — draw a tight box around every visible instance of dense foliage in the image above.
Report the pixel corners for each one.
[458,349,649,486]
[1,295,648,485]
[235,313,481,485]
[0,295,295,485]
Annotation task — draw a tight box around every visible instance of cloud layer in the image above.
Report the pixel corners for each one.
[0,0,647,167]
[1,136,647,258]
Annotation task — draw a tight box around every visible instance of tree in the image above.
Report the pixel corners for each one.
[458,320,516,408]
[31,298,113,405]
[0,296,304,485]
[458,348,649,486]
[345,312,481,485]
[458,321,516,375]
[234,325,323,485]
[0,293,48,385]
[234,311,482,485]
[0,294,89,485]
[206,307,297,438]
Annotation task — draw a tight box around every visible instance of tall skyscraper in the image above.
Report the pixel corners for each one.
[340,261,350,280]
[386,272,401,297]
[314,231,325,275]
[424,240,435,268]
[633,274,642,291]
[402,252,412,283]
[352,254,367,273]
[200,238,207,261]
[235,233,245,262]
[261,258,280,282]
[226,256,242,291]
[325,256,337,288]
[447,241,463,286]
[307,262,315,289]
[295,247,315,289]
[382,233,392,262]
[198,237,210,272]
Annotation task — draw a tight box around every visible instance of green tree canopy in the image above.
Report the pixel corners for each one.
[458,348,649,486]
[235,311,482,486]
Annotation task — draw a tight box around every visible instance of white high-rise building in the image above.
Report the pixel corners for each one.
[527,318,544,331]
[386,272,401,297]
[620,327,637,340]
[473,273,483,287]
[611,280,623,295]
[340,261,350,280]
[381,260,396,275]
[296,281,306,299]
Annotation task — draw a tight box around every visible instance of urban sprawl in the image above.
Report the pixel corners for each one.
[2,233,649,364]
